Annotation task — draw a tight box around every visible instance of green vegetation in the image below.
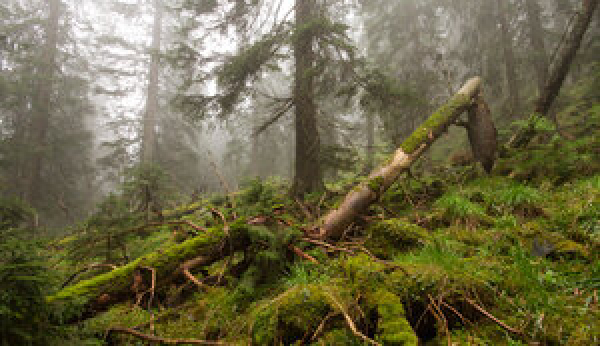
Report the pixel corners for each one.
[47,93,599,344]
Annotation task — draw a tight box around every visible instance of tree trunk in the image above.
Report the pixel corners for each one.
[535,0,598,116]
[497,0,520,117]
[292,0,323,195]
[316,77,483,239]
[48,225,249,308]
[142,0,163,164]
[25,0,60,206]
[524,0,549,93]
[364,111,375,173]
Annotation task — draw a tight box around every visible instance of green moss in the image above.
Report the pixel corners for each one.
[400,94,470,154]
[250,284,333,344]
[369,289,418,345]
[368,176,385,194]
[366,219,430,258]
[48,225,235,304]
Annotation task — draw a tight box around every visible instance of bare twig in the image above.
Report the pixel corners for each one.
[311,311,339,341]
[428,294,451,346]
[325,292,381,346]
[464,298,522,335]
[181,256,210,289]
[106,327,226,345]
[300,237,354,254]
[140,266,156,312]
[288,244,319,264]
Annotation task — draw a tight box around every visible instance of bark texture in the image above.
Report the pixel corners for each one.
[26,0,60,205]
[292,0,323,195]
[524,0,549,92]
[467,92,497,173]
[535,0,598,116]
[364,111,375,173]
[317,77,483,239]
[141,0,163,163]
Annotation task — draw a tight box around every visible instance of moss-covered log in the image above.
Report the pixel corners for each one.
[48,222,250,307]
[316,77,483,239]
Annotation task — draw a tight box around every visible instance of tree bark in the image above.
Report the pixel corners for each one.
[535,0,598,116]
[26,0,60,206]
[524,0,549,93]
[364,111,375,173]
[141,0,163,164]
[292,0,323,195]
[497,0,521,117]
[316,77,483,239]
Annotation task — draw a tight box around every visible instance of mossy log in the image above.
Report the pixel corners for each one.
[317,77,483,239]
[48,222,250,308]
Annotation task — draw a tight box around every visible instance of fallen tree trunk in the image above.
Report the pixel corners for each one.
[48,77,489,312]
[535,0,598,116]
[48,223,249,308]
[315,77,483,239]
[508,0,598,148]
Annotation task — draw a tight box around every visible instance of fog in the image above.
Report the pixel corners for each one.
[0,0,597,228]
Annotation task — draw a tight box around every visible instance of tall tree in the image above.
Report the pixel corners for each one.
[26,0,60,205]
[292,0,323,195]
[496,0,521,116]
[524,0,549,92]
[142,0,163,164]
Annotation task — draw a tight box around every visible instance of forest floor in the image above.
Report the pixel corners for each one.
[51,78,600,345]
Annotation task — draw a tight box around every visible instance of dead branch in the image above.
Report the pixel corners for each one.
[300,237,355,254]
[311,311,340,341]
[325,292,381,346]
[465,297,522,335]
[252,99,293,137]
[106,327,227,345]
[428,294,451,346]
[288,244,319,264]
[181,256,211,289]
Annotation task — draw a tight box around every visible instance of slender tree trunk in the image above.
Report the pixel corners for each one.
[142,0,163,164]
[535,0,598,116]
[524,0,549,93]
[364,111,375,173]
[292,0,323,195]
[26,0,60,206]
[497,0,520,117]
[316,77,484,239]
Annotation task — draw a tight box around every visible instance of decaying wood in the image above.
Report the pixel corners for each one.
[466,91,497,173]
[316,77,484,239]
[48,226,248,307]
